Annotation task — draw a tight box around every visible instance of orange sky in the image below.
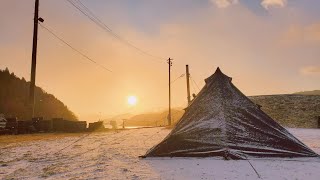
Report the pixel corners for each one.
[0,0,319,120]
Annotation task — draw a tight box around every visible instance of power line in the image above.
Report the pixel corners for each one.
[190,79,197,93]
[190,76,201,91]
[171,73,185,84]
[75,0,112,32]
[39,23,112,72]
[65,0,166,63]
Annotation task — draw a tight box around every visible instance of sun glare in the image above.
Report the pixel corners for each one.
[127,96,137,106]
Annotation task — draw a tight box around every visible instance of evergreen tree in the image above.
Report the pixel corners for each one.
[0,68,77,120]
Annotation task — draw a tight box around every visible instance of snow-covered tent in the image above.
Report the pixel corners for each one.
[144,68,319,159]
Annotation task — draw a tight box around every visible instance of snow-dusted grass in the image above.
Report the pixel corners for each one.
[0,133,86,146]
[0,128,319,179]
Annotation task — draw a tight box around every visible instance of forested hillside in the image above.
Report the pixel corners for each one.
[250,95,320,128]
[0,68,77,120]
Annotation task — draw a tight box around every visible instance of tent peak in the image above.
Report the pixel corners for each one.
[205,67,230,84]
[215,67,222,73]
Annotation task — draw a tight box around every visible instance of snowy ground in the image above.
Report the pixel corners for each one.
[0,128,319,180]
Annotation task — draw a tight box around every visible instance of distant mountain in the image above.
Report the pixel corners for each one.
[293,90,320,95]
[0,68,77,120]
[102,113,134,127]
[125,108,184,127]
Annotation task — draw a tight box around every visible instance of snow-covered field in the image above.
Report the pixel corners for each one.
[0,128,319,180]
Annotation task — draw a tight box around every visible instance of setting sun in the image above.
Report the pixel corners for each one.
[127,96,138,106]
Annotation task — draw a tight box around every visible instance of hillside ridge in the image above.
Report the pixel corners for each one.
[0,68,77,120]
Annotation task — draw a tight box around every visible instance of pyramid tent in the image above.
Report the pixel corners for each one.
[144,68,318,159]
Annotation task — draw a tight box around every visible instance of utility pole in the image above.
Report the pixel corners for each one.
[122,119,126,129]
[186,65,191,105]
[167,58,173,126]
[29,0,40,119]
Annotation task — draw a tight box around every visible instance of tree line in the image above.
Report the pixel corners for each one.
[0,68,77,120]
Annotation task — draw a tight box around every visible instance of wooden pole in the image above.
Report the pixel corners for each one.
[186,65,191,105]
[29,0,40,119]
[167,58,173,125]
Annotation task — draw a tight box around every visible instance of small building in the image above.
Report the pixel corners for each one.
[64,120,87,132]
[52,118,65,132]
[17,120,34,134]
[39,120,53,132]
[88,121,104,131]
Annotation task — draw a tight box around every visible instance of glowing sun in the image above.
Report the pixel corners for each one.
[127,96,138,106]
